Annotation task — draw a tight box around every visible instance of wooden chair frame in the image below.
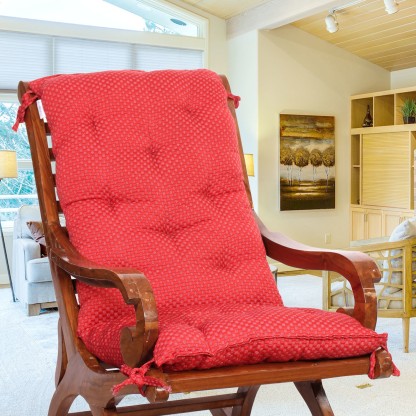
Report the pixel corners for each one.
[18,76,394,416]
[323,237,416,353]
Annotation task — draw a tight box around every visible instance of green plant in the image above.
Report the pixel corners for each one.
[401,98,416,117]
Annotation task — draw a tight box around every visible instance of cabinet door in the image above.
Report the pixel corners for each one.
[383,210,402,237]
[351,208,365,241]
[366,209,383,239]
[383,210,415,237]
[362,132,410,209]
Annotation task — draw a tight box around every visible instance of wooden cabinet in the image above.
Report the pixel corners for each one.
[351,207,382,241]
[351,206,413,241]
[350,86,416,240]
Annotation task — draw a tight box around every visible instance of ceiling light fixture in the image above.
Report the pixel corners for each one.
[325,0,399,34]
[384,0,399,14]
[325,12,338,33]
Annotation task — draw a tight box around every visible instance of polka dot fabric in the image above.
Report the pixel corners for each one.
[25,69,388,372]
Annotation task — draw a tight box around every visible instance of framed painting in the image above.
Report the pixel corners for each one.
[280,114,335,211]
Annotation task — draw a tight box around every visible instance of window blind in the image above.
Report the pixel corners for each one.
[0,30,204,90]
[135,45,203,71]
[0,31,52,89]
[54,37,132,74]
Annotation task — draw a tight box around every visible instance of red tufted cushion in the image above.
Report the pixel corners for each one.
[24,69,388,372]
[155,305,388,371]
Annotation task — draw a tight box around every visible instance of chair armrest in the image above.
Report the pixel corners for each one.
[349,237,416,253]
[47,222,158,367]
[16,238,42,262]
[255,214,379,329]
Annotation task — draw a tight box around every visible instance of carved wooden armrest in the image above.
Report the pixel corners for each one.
[47,222,158,367]
[255,214,380,329]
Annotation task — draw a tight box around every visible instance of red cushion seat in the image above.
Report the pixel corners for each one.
[22,69,389,376]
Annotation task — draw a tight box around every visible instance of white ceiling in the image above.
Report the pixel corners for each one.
[177,0,416,71]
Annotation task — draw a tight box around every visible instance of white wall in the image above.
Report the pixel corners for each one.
[228,24,391,249]
[227,31,259,210]
[166,0,227,74]
[391,67,416,89]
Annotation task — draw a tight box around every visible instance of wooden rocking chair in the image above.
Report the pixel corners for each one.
[16,69,397,416]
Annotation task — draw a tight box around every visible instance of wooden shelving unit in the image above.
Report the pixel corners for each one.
[350,86,416,241]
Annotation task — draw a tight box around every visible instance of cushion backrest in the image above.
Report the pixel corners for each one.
[14,204,42,239]
[27,70,282,311]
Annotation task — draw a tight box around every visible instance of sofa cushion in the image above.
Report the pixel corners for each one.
[14,205,42,239]
[26,221,47,256]
[381,217,416,293]
[26,257,52,283]
[389,218,416,241]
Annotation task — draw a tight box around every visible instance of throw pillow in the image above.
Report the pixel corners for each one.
[26,221,47,256]
[381,217,416,293]
[389,217,416,241]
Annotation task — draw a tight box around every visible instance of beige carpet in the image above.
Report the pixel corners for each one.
[0,274,414,415]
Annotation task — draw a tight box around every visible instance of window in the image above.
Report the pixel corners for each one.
[0,0,202,37]
[0,0,207,222]
[0,31,205,90]
[0,97,38,223]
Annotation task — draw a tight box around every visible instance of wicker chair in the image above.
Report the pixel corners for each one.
[323,236,416,352]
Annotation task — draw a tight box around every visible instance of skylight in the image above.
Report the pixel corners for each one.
[0,0,200,37]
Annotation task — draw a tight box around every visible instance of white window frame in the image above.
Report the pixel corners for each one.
[0,93,38,227]
[0,3,209,224]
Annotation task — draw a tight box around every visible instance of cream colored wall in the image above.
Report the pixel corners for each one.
[391,68,416,89]
[228,25,391,249]
[167,0,227,73]
[227,31,259,210]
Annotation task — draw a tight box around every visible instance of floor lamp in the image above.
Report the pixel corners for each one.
[0,150,18,301]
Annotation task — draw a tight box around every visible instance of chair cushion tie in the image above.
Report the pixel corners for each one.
[369,345,400,379]
[227,92,241,108]
[12,89,39,131]
[112,359,171,396]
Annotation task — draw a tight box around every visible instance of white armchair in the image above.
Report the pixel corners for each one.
[11,205,56,315]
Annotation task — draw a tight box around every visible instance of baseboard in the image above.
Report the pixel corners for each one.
[0,273,10,286]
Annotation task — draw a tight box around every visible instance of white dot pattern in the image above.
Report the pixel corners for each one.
[27,69,387,370]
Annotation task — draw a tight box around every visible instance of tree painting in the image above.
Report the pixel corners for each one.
[294,147,310,183]
[310,149,323,182]
[279,114,335,211]
[280,145,294,185]
[322,146,335,186]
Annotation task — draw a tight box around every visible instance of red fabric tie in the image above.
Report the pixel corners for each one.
[112,359,171,396]
[12,89,39,131]
[227,92,241,109]
[368,346,400,379]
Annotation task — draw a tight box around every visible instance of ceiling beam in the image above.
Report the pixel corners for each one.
[226,0,344,38]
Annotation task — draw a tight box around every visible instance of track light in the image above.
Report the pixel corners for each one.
[325,12,338,33]
[384,0,399,14]
[325,0,399,34]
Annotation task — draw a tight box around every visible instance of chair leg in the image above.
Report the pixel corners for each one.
[55,319,68,386]
[402,317,410,353]
[48,375,77,416]
[27,303,41,316]
[294,380,334,416]
[210,385,260,416]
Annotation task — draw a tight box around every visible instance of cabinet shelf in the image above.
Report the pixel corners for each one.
[351,124,416,134]
[350,85,416,241]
